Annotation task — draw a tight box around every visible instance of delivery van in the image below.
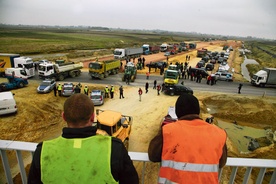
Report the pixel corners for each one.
[0,91,17,115]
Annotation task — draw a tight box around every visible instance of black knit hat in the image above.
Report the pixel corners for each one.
[175,93,200,118]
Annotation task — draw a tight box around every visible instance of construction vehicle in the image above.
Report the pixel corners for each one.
[95,109,133,149]
[38,61,83,81]
[251,68,276,87]
[197,48,208,57]
[89,59,120,79]
[0,54,35,78]
[113,48,143,60]
[163,69,180,85]
[142,44,160,55]
[122,62,137,82]
[0,68,28,92]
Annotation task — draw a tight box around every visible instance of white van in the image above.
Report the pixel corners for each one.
[0,91,17,115]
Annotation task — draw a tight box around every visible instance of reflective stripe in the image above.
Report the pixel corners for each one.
[161,160,219,172]
[158,177,177,184]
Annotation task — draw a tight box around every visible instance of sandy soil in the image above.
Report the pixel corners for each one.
[1,40,276,183]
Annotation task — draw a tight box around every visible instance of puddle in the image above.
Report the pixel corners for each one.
[217,119,267,152]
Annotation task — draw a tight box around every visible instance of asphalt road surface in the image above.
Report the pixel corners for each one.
[31,71,276,97]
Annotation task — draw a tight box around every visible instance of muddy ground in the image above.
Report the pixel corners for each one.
[1,41,276,183]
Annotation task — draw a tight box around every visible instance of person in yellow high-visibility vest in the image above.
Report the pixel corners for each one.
[28,94,139,184]
[105,86,109,98]
[110,85,115,99]
[57,83,62,96]
[84,85,89,95]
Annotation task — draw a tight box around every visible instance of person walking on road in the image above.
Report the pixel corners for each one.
[146,72,150,80]
[28,94,139,184]
[119,86,124,99]
[157,84,161,95]
[145,82,149,93]
[153,80,157,89]
[148,93,227,184]
[138,88,143,101]
[238,83,243,94]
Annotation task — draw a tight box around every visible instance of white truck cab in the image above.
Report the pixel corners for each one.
[0,91,17,115]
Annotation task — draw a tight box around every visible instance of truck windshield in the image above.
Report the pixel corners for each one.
[38,65,46,71]
[20,70,27,76]
[24,63,34,69]
[114,51,122,55]
[89,63,102,69]
[165,71,178,79]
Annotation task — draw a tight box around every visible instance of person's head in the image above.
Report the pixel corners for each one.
[175,93,200,118]
[62,94,94,128]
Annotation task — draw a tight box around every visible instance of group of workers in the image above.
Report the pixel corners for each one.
[28,92,227,184]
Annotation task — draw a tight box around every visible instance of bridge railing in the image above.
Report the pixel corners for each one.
[1,140,276,184]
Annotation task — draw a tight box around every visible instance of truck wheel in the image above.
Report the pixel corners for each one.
[70,71,76,78]
[100,74,104,79]
[104,72,108,78]
[76,71,81,76]
[58,75,65,81]
[18,82,24,88]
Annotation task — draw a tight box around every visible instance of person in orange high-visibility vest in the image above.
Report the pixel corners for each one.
[148,93,227,184]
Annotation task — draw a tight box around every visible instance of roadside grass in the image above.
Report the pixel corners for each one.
[0,27,200,57]
[245,41,276,76]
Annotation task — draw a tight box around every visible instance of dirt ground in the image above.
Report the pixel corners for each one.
[1,40,276,183]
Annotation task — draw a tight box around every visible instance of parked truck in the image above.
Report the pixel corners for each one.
[113,48,143,60]
[38,61,83,81]
[89,59,121,79]
[0,54,35,78]
[122,62,137,82]
[142,44,160,55]
[197,48,208,57]
[251,68,276,87]
[0,68,28,92]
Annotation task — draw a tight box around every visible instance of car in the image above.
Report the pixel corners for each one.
[163,84,193,96]
[37,79,56,93]
[146,61,167,69]
[215,72,233,81]
[189,67,209,78]
[62,83,75,97]
[205,63,214,71]
[196,61,205,68]
[90,90,104,106]
[164,52,170,56]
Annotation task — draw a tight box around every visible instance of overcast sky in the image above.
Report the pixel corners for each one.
[0,0,275,39]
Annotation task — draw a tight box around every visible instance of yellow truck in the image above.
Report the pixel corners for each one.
[0,53,20,77]
[164,69,180,85]
[95,109,132,149]
[89,59,121,79]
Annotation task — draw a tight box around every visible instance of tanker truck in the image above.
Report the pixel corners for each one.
[38,61,83,81]
[114,48,143,60]
[89,59,121,79]
[251,68,276,87]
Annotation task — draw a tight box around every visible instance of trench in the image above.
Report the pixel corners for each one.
[207,105,267,153]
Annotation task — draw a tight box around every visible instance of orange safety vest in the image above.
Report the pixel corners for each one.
[159,119,226,184]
